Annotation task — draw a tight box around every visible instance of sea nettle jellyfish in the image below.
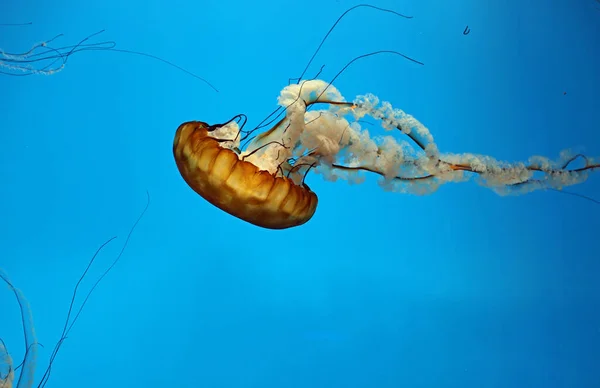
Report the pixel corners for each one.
[173,80,599,229]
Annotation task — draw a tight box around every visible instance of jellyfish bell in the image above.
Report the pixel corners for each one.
[173,120,319,229]
[173,79,599,229]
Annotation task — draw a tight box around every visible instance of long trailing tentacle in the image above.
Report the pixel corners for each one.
[245,3,421,146]
[0,192,150,388]
[0,29,218,91]
[316,100,600,204]
[333,107,600,192]
[37,191,150,388]
[245,84,600,205]
[293,3,413,84]
[330,159,600,187]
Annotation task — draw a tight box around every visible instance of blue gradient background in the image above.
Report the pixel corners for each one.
[1,0,599,387]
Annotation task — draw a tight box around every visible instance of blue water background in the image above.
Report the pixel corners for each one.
[1,0,599,387]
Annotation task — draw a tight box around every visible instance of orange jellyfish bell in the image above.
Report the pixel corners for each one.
[173,120,319,229]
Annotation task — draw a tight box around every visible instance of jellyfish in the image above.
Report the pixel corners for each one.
[0,193,149,388]
[170,3,598,229]
[173,78,599,229]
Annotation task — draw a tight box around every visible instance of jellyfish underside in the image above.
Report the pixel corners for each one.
[173,120,319,229]
[174,80,599,229]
